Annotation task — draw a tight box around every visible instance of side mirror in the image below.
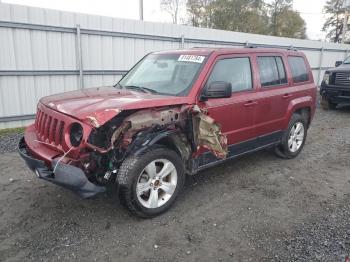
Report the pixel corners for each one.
[335,61,343,67]
[202,81,232,100]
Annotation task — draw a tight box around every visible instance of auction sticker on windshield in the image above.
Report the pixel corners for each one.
[178,55,205,63]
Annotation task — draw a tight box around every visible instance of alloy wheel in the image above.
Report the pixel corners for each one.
[136,159,178,209]
[288,122,305,153]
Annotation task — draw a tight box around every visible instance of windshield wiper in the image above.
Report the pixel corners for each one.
[114,83,123,89]
[124,85,159,94]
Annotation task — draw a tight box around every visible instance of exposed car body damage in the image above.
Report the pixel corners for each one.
[19,98,228,198]
[85,105,228,172]
[40,86,191,126]
[192,105,228,159]
[85,108,122,128]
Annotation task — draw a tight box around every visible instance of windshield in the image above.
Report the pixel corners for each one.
[117,53,206,96]
[344,56,350,64]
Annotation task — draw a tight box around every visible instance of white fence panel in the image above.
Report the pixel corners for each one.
[1,2,350,128]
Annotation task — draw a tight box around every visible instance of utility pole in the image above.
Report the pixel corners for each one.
[342,0,350,43]
[342,10,348,43]
[139,0,144,21]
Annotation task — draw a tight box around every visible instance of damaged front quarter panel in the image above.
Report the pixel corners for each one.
[85,104,228,179]
[86,106,188,154]
[114,105,228,160]
[192,105,228,159]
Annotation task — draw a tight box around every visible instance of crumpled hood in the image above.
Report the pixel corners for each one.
[40,86,190,127]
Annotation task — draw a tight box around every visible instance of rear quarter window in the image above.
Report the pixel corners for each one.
[288,56,309,83]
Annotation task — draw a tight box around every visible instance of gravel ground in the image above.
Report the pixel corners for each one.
[0,105,349,262]
[0,132,23,154]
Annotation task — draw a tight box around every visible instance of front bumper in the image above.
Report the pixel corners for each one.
[320,84,350,104]
[18,137,105,198]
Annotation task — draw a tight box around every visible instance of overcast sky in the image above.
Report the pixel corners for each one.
[3,0,328,41]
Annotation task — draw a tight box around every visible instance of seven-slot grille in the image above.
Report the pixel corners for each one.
[35,108,65,146]
[334,72,350,86]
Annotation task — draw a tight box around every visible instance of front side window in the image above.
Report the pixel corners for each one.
[257,56,287,87]
[118,53,206,96]
[207,57,252,92]
[288,56,309,83]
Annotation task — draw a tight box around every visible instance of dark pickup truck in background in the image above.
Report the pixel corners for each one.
[321,58,350,109]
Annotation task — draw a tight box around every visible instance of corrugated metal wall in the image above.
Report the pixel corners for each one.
[1,2,350,128]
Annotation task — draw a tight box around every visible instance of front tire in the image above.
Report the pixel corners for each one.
[274,114,308,159]
[321,96,337,110]
[117,146,185,218]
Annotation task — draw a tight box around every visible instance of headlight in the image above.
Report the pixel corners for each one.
[323,72,330,85]
[70,123,83,147]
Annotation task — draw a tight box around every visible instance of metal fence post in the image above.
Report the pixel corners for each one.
[76,24,84,89]
[317,47,324,86]
[180,34,185,49]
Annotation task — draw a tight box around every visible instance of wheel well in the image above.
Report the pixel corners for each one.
[294,107,311,127]
[154,134,192,171]
[156,136,182,156]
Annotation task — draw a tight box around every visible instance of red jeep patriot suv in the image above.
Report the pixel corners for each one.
[19,48,317,217]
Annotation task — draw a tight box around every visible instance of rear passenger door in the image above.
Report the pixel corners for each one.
[254,54,293,141]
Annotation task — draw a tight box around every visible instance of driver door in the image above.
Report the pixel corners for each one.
[198,54,259,151]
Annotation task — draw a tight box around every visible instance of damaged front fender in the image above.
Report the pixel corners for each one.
[84,108,122,128]
[86,104,228,172]
[192,105,228,159]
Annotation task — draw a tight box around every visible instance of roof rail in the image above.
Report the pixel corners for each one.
[190,45,298,51]
[287,45,298,51]
[244,41,257,48]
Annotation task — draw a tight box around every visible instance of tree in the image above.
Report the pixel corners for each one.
[267,0,292,36]
[322,0,345,43]
[207,0,269,34]
[161,0,184,24]
[187,0,215,27]
[184,0,307,38]
[274,8,307,38]
[266,0,306,39]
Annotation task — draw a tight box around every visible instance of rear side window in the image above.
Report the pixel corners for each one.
[257,56,288,87]
[207,57,252,92]
[288,56,309,83]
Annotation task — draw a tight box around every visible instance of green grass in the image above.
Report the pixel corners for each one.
[0,127,25,136]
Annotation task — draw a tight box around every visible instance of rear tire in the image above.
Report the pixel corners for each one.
[117,146,185,218]
[274,114,308,159]
[321,96,337,110]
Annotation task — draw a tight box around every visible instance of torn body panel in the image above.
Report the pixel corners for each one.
[87,105,228,164]
[87,106,188,153]
[192,105,228,159]
[84,108,122,128]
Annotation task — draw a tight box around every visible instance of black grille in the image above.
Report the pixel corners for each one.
[334,72,350,86]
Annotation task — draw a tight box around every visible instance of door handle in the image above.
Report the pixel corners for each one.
[244,101,258,107]
[282,93,293,99]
